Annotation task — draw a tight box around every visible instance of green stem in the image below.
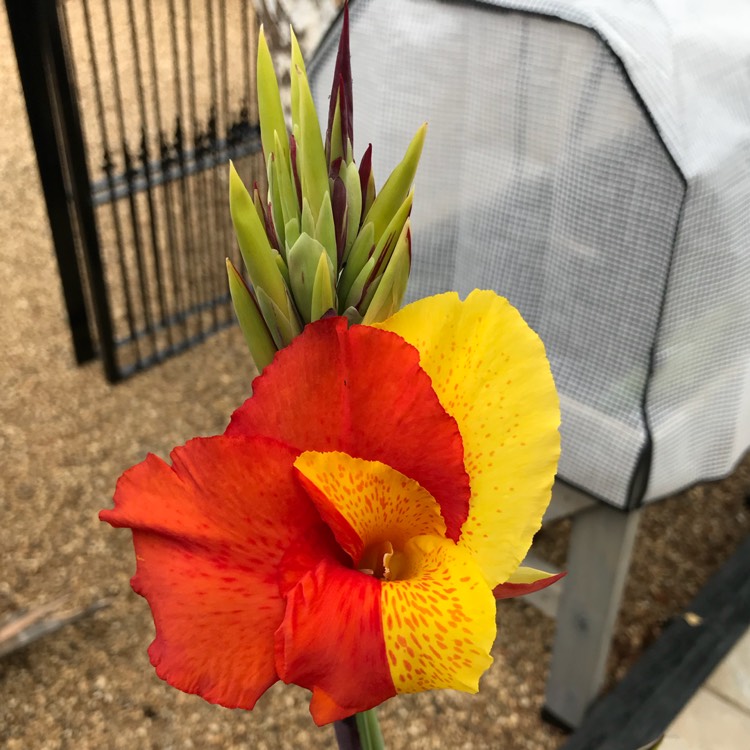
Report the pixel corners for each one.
[355,709,385,750]
[333,709,385,750]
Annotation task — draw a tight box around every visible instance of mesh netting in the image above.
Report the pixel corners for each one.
[309,0,750,509]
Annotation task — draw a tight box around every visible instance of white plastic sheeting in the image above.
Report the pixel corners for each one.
[308,0,750,509]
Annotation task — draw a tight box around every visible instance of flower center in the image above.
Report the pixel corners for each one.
[358,539,415,581]
[358,539,392,579]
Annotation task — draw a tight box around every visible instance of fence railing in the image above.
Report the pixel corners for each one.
[8,0,267,381]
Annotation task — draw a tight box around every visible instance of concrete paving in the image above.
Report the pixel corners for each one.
[663,627,750,749]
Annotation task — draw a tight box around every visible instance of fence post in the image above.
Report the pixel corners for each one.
[6,0,119,381]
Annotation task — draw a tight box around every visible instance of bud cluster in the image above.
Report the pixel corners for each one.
[228,6,425,372]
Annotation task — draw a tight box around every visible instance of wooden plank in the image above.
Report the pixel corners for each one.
[543,481,597,525]
[560,536,750,749]
[544,503,641,727]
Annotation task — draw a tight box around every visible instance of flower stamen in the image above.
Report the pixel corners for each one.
[359,539,394,580]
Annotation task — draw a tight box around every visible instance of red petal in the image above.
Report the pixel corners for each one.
[100,436,336,709]
[493,571,567,600]
[227,318,470,541]
[275,558,395,724]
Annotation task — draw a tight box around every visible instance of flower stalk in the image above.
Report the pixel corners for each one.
[333,709,384,750]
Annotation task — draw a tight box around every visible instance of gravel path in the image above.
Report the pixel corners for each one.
[1,4,748,749]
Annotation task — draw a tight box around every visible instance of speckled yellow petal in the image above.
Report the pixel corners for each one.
[294,451,446,567]
[375,291,560,588]
[381,535,495,693]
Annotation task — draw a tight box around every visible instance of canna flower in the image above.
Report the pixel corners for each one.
[100,291,561,724]
[228,6,423,373]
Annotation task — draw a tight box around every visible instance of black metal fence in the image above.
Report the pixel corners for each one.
[7,0,265,381]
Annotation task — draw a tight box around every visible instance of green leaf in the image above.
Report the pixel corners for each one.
[226,259,277,372]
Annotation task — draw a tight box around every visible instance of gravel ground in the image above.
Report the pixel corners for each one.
[1,3,749,749]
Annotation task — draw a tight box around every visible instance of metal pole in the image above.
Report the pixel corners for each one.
[5,0,97,367]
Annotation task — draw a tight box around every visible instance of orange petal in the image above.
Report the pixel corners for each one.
[493,567,567,600]
[275,558,396,725]
[227,317,470,541]
[100,436,335,710]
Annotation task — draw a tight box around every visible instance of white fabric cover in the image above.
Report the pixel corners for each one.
[308,0,750,509]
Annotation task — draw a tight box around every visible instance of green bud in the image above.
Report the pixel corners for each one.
[229,162,290,317]
[252,184,267,227]
[284,217,300,251]
[226,259,277,373]
[287,232,329,323]
[274,250,291,288]
[300,197,316,239]
[315,191,337,275]
[359,271,383,313]
[362,220,411,324]
[329,93,345,167]
[341,306,364,326]
[363,124,426,241]
[337,221,375,307]
[343,255,376,310]
[291,50,329,220]
[290,27,308,125]
[370,189,413,272]
[257,28,289,165]
[266,154,286,250]
[310,249,337,321]
[343,160,362,260]
[255,285,302,349]
[273,130,300,231]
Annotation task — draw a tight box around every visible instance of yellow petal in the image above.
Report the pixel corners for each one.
[381,534,495,693]
[375,291,560,588]
[506,566,557,585]
[493,566,565,600]
[293,451,446,566]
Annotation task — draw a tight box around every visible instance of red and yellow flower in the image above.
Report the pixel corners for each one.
[100,290,560,725]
